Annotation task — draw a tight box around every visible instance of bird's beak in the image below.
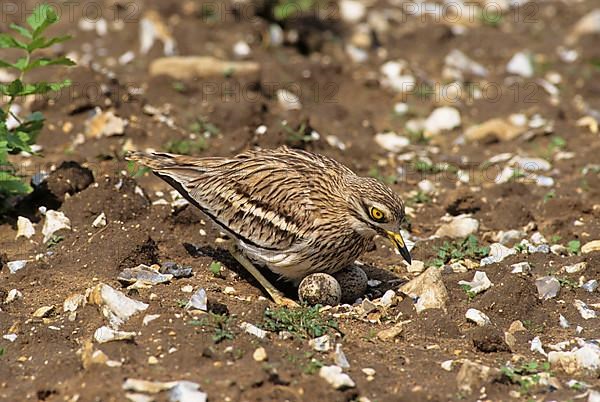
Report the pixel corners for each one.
[386,230,412,264]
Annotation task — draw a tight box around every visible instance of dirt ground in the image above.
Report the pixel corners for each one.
[1,0,600,401]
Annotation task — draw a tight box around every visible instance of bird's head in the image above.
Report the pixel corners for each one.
[346,176,411,264]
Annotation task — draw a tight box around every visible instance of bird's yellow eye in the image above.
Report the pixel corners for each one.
[369,207,385,222]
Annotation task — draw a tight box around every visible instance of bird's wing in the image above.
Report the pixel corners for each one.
[127,148,347,250]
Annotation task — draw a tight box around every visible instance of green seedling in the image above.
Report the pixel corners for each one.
[0,4,75,203]
[567,240,581,255]
[189,313,235,343]
[164,137,207,155]
[430,235,489,267]
[209,261,223,278]
[262,305,339,339]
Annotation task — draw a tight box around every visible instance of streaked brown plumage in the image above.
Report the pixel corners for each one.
[127,146,410,304]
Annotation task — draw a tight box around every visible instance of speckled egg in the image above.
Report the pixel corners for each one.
[298,273,342,306]
[333,265,368,304]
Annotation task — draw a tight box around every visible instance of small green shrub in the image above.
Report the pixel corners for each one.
[0,4,74,202]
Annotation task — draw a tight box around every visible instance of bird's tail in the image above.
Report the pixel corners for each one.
[125,151,182,170]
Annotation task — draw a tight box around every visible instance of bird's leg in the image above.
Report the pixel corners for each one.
[227,244,299,307]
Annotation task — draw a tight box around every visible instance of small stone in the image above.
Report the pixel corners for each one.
[563,262,587,274]
[465,308,491,326]
[582,240,600,254]
[444,49,488,77]
[535,276,560,300]
[567,9,600,45]
[240,322,268,339]
[441,360,454,371]
[435,215,479,239]
[119,51,135,65]
[346,44,368,63]
[63,293,86,312]
[528,243,551,254]
[223,286,236,294]
[160,261,193,278]
[334,344,350,368]
[299,273,342,306]
[168,381,207,402]
[465,118,526,143]
[5,289,22,304]
[377,322,404,341]
[181,285,194,293]
[148,356,159,365]
[309,334,331,352]
[551,244,569,255]
[143,314,160,326]
[7,260,27,274]
[504,332,517,350]
[424,106,461,137]
[559,314,570,328]
[88,283,149,328]
[277,89,302,111]
[548,343,600,375]
[32,305,55,318]
[16,216,35,239]
[149,57,259,80]
[456,360,500,395]
[362,367,376,381]
[94,326,136,343]
[3,334,17,342]
[574,300,597,319]
[361,299,378,314]
[406,260,425,274]
[123,379,174,394]
[233,41,251,58]
[458,271,493,295]
[333,265,368,304]
[379,290,396,307]
[42,210,71,243]
[85,108,128,138]
[139,10,176,55]
[319,365,355,389]
[530,336,547,356]
[394,103,409,115]
[508,320,526,334]
[417,180,435,194]
[400,267,448,313]
[374,132,410,152]
[480,243,516,266]
[339,0,366,23]
[446,261,467,273]
[186,288,207,311]
[380,61,415,93]
[510,262,531,274]
[510,156,551,172]
[582,280,598,293]
[577,116,599,134]
[252,347,267,362]
[507,51,534,77]
[118,264,173,288]
[534,176,554,187]
[92,212,107,228]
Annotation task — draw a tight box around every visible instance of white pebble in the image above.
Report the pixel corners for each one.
[465,308,491,326]
[16,216,35,239]
[319,365,355,389]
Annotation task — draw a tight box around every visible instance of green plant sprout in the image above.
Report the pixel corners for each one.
[0,4,75,202]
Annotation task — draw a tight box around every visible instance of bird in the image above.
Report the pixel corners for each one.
[127,146,411,306]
